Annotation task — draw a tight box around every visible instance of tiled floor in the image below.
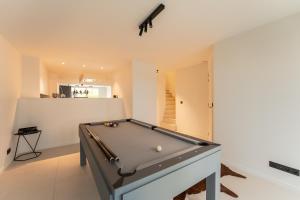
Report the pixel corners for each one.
[0,144,99,200]
[188,171,300,200]
[0,144,299,200]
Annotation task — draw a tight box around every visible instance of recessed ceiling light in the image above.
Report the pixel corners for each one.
[83,78,96,83]
[82,64,86,68]
[61,62,65,65]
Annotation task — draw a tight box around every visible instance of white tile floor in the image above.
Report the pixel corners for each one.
[0,144,299,200]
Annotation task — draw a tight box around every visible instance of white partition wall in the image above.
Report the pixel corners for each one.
[132,61,157,124]
[13,98,125,154]
[112,66,133,118]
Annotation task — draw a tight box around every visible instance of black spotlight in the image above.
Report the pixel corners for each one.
[139,26,144,36]
[149,20,153,28]
[138,3,165,36]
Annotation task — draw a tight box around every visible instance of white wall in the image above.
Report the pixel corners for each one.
[48,72,59,95]
[176,63,209,140]
[21,56,40,98]
[14,98,125,153]
[132,60,157,124]
[21,56,49,97]
[112,66,132,118]
[0,35,21,171]
[157,70,166,124]
[214,13,300,191]
[40,63,49,95]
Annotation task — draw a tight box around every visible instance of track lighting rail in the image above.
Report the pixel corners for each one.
[138,3,165,36]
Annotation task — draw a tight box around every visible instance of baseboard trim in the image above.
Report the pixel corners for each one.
[223,161,300,193]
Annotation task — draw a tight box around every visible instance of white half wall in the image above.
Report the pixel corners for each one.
[214,13,300,191]
[132,61,157,124]
[13,98,125,153]
[0,35,21,171]
[176,63,209,140]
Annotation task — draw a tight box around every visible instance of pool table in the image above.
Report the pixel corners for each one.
[79,119,221,200]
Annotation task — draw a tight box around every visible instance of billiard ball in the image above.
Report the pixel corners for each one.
[156,145,162,152]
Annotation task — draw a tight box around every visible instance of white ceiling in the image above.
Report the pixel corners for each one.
[1,0,300,72]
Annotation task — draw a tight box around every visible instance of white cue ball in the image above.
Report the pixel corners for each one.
[156,145,162,152]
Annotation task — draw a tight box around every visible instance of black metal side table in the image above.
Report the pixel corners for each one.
[14,127,42,161]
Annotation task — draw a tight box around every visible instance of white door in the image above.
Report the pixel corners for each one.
[176,63,210,140]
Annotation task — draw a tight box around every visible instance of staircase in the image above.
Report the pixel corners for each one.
[160,90,177,131]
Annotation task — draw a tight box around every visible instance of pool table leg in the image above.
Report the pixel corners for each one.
[206,171,220,200]
[80,142,87,166]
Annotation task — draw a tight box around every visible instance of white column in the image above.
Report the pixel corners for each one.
[132,60,157,124]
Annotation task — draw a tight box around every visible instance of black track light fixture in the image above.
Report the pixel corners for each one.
[139,26,143,36]
[138,3,165,36]
[149,20,153,28]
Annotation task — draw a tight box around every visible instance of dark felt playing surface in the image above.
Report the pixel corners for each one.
[87,122,198,172]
